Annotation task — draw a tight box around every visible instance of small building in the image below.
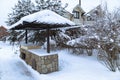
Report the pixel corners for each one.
[0,26,9,39]
[10,10,75,74]
[85,5,105,22]
[61,0,105,25]
[62,0,85,25]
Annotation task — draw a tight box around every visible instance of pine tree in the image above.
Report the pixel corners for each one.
[6,0,35,44]
[35,0,68,15]
[6,0,35,26]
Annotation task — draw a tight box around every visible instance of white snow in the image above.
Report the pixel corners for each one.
[66,36,98,47]
[10,10,75,29]
[0,41,120,80]
[29,49,57,56]
[0,42,39,80]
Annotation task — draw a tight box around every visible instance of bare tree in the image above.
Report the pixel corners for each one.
[95,8,120,72]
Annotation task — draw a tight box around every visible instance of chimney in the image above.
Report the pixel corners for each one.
[79,0,81,6]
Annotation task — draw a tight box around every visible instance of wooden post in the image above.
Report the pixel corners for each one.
[47,28,50,53]
[25,29,28,44]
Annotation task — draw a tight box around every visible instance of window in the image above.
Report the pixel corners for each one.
[87,16,94,21]
[21,53,26,60]
[73,11,79,19]
[94,10,99,15]
[0,29,2,32]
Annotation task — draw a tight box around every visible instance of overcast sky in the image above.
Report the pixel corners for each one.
[0,0,120,27]
[0,0,17,27]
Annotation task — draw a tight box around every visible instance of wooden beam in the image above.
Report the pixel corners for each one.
[47,28,50,53]
[25,29,28,44]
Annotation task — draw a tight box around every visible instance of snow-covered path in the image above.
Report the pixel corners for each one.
[0,42,37,80]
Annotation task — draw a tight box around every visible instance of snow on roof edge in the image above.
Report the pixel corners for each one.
[9,10,76,29]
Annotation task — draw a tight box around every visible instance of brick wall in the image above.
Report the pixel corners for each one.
[0,26,9,38]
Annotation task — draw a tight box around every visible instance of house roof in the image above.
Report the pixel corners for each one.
[61,0,100,13]
[0,26,7,31]
[10,10,76,30]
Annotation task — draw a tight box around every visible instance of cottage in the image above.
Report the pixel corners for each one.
[62,0,85,25]
[62,0,105,25]
[0,26,9,39]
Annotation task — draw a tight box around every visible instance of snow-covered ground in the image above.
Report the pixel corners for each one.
[0,41,120,80]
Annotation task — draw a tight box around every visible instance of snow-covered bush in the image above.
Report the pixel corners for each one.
[8,30,23,45]
[28,30,46,45]
[97,43,120,72]
[53,30,71,49]
[43,38,56,51]
[65,27,86,39]
[66,36,99,56]
[93,8,120,72]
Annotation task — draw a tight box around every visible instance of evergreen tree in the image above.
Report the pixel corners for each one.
[35,0,68,15]
[6,0,35,44]
[6,0,35,26]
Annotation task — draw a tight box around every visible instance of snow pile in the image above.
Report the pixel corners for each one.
[10,10,75,29]
[0,41,120,80]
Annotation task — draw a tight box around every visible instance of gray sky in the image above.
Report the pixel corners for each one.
[0,0,120,27]
[0,0,17,27]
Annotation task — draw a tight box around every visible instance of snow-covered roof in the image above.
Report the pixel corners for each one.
[10,10,75,29]
[62,0,100,13]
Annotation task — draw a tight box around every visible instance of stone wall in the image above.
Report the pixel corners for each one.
[20,48,58,74]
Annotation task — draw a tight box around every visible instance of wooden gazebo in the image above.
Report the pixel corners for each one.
[10,10,76,53]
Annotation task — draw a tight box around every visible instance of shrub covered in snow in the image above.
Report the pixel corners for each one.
[92,8,120,72]
[43,38,56,51]
[66,36,99,56]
